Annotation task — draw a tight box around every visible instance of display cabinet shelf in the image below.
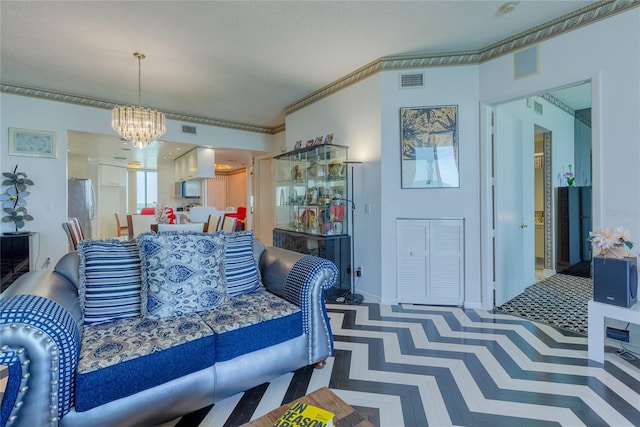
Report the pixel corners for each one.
[274,143,349,236]
[273,143,351,296]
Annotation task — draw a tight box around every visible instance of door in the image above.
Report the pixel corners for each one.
[494,106,535,306]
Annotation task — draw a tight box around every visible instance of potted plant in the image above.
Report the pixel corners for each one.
[1,165,34,234]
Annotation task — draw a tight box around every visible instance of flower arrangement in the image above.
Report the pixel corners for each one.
[563,164,575,186]
[154,203,170,224]
[1,165,34,233]
[588,227,634,258]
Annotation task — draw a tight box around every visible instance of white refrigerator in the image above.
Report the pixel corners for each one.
[68,178,95,239]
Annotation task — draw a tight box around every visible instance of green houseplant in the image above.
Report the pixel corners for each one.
[1,165,34,233]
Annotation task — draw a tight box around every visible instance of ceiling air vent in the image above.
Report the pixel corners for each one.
[400,73,424,89]
[182,124,197,134]
[534,101,543,115]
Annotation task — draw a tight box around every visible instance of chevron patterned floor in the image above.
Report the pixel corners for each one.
[166,303,640,427]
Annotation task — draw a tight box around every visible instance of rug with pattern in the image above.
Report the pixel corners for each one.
[495,273,593,335]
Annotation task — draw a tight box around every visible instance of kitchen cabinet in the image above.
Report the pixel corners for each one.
[99,164,126,187]
[174,147,215,180]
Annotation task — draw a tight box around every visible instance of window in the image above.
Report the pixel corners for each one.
[136,171,157,212]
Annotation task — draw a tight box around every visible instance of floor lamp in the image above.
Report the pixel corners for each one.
[343,160,362,304]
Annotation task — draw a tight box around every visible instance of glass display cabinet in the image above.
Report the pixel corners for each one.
[273,144,351,296]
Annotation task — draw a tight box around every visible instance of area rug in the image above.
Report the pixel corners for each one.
[495,273,593,335]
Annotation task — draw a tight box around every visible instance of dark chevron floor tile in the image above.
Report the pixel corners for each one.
[162,303,640,427]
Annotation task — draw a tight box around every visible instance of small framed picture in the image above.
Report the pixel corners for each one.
[314,136,323,145]
[324,134,334,144]
[306,139,315,147]
[9,128,58,158]
[294,140,302,150]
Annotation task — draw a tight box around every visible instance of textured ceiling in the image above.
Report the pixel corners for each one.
[2,1,619,170]
[1,0,603,130]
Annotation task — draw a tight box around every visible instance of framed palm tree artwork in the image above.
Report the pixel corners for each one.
[400,105,459,188]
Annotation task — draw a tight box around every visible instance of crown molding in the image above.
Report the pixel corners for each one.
[0,83,280,135]
[1,1,636,133]
[285,0,638,115]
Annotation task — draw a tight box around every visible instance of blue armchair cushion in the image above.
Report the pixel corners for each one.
[198,289,302,362]
[0,351,21,426]
[78,239,142,325]
[75,313,215,411]
[0,295,80,419]
[223,230,263,297]
[137,232,227,318]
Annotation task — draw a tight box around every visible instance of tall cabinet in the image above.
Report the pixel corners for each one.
[557,186,592,267]
[273,144,351,294]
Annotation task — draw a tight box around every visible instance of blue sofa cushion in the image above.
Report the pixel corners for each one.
[223,230,263,297]
[78,239,142,325]
[137,232,227,318]
[75,313,215,411]
[198,289,302,362]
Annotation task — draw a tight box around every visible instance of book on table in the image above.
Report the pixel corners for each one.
[272,401,334,427]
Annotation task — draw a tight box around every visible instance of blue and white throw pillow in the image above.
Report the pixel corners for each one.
[78,239,142,325]
[137,232,227,318]
[223,231,263,297]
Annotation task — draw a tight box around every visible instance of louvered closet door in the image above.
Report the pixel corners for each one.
[428,220,464,305]
[397,219,464,305]
[397,220,430,303]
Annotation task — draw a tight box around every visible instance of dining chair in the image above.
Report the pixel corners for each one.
[70,217,85,240]
[114,213,129,237]
[127,214,157,240]
[221,216,237,232]
[206,214,222,233]
[62,220,81,250]
[224,206,247,230]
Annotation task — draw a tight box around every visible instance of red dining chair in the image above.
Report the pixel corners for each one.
[140,207,155,215]
[224,206,247,228]
[224,206,247,230]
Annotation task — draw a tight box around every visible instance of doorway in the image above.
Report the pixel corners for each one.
[490,82,592,308]
[534,127,554,282]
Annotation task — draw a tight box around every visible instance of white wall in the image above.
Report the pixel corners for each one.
[1,93,277,266]
[285,8,639,308]
[3,8,638,307]
[286,75,382,301]
[380,66,482,306]
[479,8,640,308]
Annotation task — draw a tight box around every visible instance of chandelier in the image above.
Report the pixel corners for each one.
[112,52,166,149]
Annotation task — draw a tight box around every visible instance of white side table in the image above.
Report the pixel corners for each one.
[587,299,640,363]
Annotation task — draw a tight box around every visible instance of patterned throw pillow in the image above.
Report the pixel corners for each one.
[78,239,142,325]
[137,232,227,318]
[223,231,263,297]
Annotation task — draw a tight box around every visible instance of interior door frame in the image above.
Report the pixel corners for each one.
[480,78,596,310]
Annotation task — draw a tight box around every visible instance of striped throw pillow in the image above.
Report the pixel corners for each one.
[78,240,142,325]
[224,231,262,297]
